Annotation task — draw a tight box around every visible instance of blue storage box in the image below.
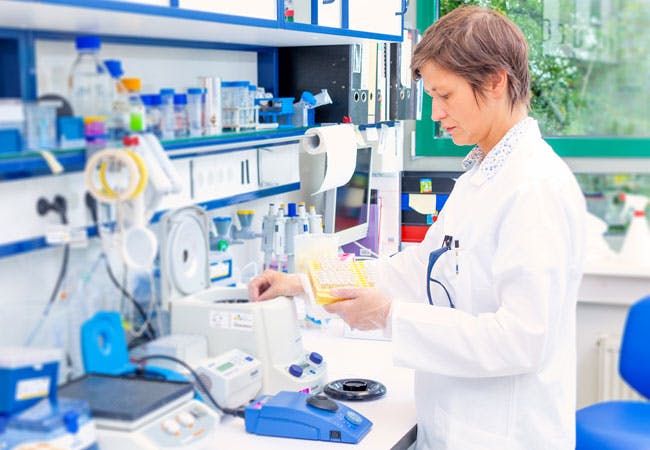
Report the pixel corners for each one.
[0,129,22,153]
[57,116,85,150]
[0,347,60,415]
[257,97,295,127]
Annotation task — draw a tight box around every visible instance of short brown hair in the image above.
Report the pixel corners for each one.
[412,6,530,110]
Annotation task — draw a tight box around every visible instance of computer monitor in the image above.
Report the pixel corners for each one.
[323,146,373,246]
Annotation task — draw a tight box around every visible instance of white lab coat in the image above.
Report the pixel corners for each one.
[378,121,586,450]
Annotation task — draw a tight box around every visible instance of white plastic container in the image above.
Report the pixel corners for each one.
[198,76,222,136]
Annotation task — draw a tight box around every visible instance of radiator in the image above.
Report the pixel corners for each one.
[597,334,645,402]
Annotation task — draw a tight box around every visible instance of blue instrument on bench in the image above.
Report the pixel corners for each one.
[81,311,185,382]
[245,391,372,443]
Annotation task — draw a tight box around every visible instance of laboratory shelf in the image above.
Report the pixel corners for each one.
[0,128,308,181]
[163,127,308,153]
[0,0,387,47]
[0,149,86,180]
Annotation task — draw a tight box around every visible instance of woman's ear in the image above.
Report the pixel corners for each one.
[486,69,508,99]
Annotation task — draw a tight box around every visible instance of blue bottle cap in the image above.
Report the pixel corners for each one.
[63,411,80,434]
[248,85,257,91]
[150,94,162,106]
[289,364,303,378]
[159,88,175,96]
[140,94,153,106]
[221,81,250,87]
[75,36,101,51]
[103,60,123,78]
[287,203,297,217]
[301,91,317,106]
[309,352,323,365]
[187,87,203,95]
[173,94,187,105]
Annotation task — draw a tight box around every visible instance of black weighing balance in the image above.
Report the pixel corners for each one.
[58,374,222,449]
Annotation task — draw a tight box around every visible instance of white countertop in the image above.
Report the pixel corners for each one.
[214,329,417,449]
[579,260,650,306]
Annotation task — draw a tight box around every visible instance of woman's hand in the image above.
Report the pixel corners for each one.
[323,287,392,330]
[248,269,305,302]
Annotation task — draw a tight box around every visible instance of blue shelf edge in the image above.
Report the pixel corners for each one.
[0,129,306,180]
[0,181,300,259]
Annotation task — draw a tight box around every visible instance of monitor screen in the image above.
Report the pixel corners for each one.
[323,146,373,246]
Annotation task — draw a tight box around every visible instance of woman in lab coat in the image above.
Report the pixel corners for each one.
[249,6,586,450]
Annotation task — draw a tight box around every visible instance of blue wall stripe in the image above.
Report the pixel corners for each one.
[0,131,303,180]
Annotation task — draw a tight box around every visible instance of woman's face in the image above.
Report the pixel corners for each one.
[420,61,493,149]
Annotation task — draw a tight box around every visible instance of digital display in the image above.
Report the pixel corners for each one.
[217,361,235,372]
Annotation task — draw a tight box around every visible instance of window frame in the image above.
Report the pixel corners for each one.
[414,0,650,158]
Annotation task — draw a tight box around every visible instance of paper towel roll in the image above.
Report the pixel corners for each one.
[300,124,357,194]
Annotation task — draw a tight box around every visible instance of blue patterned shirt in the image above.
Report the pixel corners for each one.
[461,117,536,179]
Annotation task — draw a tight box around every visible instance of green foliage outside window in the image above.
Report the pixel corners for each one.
[437,0,650,137]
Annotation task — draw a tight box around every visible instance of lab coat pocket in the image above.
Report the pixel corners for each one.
[433,405,514,450]
[440,247,472,311]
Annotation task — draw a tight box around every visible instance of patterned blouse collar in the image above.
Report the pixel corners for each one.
[461,117,537,179]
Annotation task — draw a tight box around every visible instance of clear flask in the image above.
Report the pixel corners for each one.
[68,36,112,119]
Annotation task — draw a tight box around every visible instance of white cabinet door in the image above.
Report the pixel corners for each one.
[178,0,277,21]
[348,0,404,37]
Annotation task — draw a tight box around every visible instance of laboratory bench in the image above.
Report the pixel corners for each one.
[207,329,417,450]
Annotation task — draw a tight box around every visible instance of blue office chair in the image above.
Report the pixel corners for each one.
[80,311,186,382]
[576,295,650,450]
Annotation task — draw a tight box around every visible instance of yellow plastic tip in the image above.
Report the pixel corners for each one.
[83,116,106,123]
